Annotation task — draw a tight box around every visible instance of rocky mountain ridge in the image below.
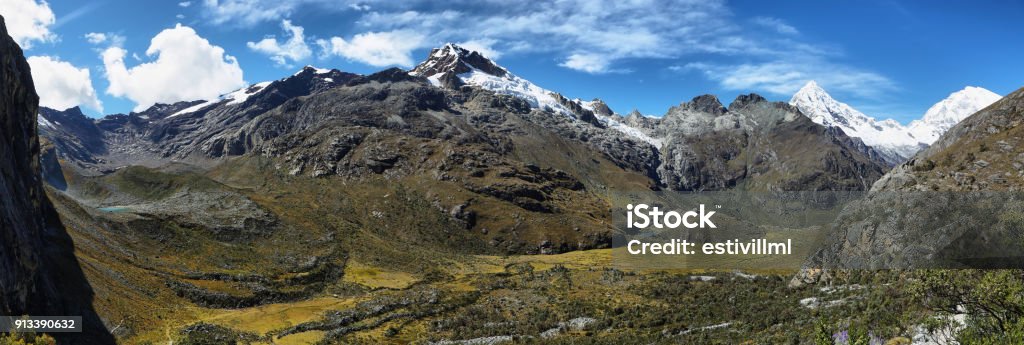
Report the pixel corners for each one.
[42,44,888,194]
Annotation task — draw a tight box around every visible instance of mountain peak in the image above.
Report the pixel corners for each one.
[294,65,334,76]
[918,85,1001,126]
[410,43,507,79]
[685,94,727,114]
[793,80,830,100]
[728,93,768,110]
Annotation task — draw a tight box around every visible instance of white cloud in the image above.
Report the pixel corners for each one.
[84,32,107,44]
[751,17,798,35]
[343,0,738,74]
[179,1,192,7]
[455,38,501,60]
[682,58,896,98]
[201,0,297,26]
[26,55,102,112]
[84,32,125,47]
[102,24,246,111]
[200,0,368,26]
[560,53,611,74]
[0,0,56,49]
[316,30,425,67]
[247,19,311,66]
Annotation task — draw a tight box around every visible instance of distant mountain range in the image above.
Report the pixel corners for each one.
[40,43,887,193]
[790,80,1001,165]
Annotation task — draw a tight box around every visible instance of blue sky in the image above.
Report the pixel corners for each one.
[4,0,1022,122]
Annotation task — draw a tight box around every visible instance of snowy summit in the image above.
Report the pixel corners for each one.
[790,81,1000,164]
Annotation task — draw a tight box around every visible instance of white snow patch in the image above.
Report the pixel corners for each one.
[294,65,333,76]
[457,67,576,117]
[597,115,663,148]
[226,81,272,105]
[459,70,664,148]
[415,45,664,148]
[37,115,56,129]
[169,81,272,118]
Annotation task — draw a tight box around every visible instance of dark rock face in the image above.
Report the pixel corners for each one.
[552,92,603,128]
[727,93,768,110]
[588,99,614,117]
[38,106,107,170]
[0,15,113,343]
[0,14,48,318]
[410,44,508,78]
[684,94,727,115]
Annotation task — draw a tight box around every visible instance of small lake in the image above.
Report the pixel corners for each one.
[97,206,130,213]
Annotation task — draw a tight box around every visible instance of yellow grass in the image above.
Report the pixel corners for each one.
[343,260,420,289]
[202,297,353,335]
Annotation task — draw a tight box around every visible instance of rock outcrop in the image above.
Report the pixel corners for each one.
[0,15,113,343]
[0,13,50,319]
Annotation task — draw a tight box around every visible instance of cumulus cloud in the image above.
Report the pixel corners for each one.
[0,0,56,49]
[26,56,102,112]
[682,58,896,98]
[84,32,107,44]
[102,24,246,111]
[247,19,311,66]
[559,53,611,74]
[316,30,426,67]
[179,1,192,7]
[84,32,125,48]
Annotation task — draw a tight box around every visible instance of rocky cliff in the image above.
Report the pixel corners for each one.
[0,15,113,343]
[0,13,51,320]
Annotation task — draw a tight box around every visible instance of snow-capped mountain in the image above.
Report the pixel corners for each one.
[410,44,575,116]
[790,81,1001,165]
[171,65,353,118]
[906,86,1002,144]
[409,43,663,147]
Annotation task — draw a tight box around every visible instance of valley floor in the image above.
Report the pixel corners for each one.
[118,249,925,345]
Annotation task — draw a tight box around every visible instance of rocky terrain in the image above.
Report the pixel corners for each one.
[801,86,1024,271]
[19,42,957,344]
[0,12,50,321]
[0,15,113,343]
